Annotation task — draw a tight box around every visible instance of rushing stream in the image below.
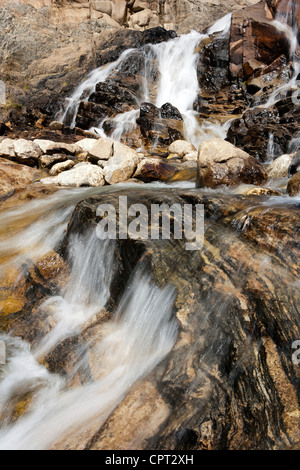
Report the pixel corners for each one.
[0,186,178,450]
[0,7,299,450]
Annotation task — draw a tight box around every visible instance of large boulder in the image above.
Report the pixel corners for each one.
[134,157,179,181]
[103,143,141,184]
[40,163,105,187]
[103,153,139,184]
[197,138,267,188]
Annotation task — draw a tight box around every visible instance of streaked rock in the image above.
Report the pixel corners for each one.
[244,187,281,197]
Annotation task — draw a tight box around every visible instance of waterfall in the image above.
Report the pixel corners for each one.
[266,132,275,162]
[0,190,178,450]
[59,17,234,148]
[58,49,137,128]
[0,269,177,450]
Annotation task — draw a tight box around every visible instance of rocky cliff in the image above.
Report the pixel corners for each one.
[0,0,260,125]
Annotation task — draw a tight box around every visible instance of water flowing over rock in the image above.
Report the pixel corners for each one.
[1,0,300,453]
[0,187,295,450]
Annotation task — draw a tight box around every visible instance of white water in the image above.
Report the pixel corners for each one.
[0,269,177,450]
[59,18,234,148]
[58,49,136,128]
[0,188,178,450]
[207,13,232,36]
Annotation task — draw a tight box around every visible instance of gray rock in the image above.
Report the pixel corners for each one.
[0,138,16,159]
[14,139,43,166]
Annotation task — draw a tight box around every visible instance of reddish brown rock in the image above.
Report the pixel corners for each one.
[229,1,290,84]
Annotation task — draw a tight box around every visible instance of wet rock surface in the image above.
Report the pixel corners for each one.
[52,187,300,450]
[0,0,300,453]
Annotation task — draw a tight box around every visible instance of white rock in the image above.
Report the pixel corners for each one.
[41,164,105,187]
[113,141,140,160]
[267,154,293,178]
[182,151,198,162]
[76,138,98,153]
[104,153,139,184]
[88,138,114,161]
[0,138,16,158]
[14,139,42,160]
[169,140,196,158]
[49,160,75,176]
[198,138,251,166]
[34,139,78,155]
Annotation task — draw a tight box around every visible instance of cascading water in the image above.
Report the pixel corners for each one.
[0,189,178,450]
[59,16,233,148]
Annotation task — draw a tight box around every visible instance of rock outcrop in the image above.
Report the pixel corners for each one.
[0,0,261,130]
